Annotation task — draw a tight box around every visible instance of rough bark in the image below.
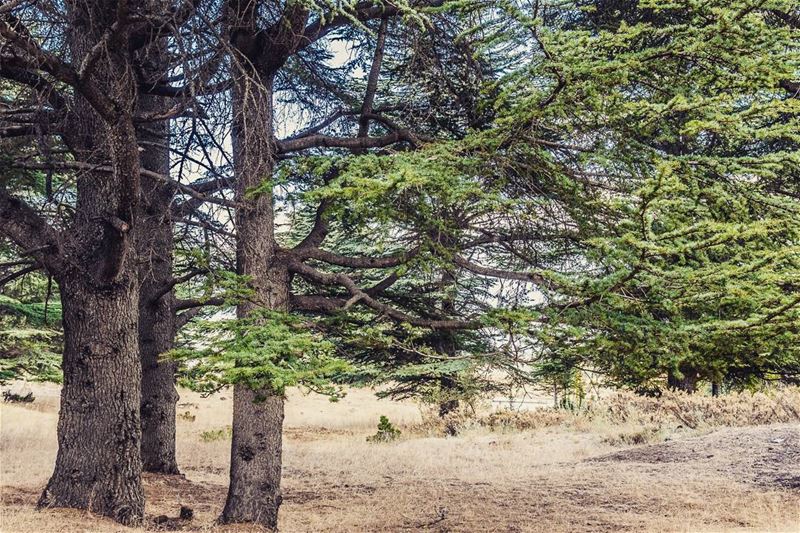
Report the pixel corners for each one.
[221,16,289,524]
[39,116,145,524]
[38,3,145,524]
[39,274,144,525]
[137,92,180,475]
[223,387,285,526]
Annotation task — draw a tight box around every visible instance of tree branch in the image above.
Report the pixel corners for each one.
[298,1,444,52]
[0,188,62,274]
[150,268,207,305]
[0,263,38,288]
[293,245,418,269]
[453,254,556,290]
[276,129,419,153]
[173,296,225,311]
[287,258,479,329]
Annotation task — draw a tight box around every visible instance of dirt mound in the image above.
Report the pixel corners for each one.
[594,423,800,490]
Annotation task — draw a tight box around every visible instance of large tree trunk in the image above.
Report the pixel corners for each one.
[223,386,285,526]
[39,4,145,523]
[39,275,144,524]
[137,91,180,475]
[221,30,288,525]
[40,122,145,524]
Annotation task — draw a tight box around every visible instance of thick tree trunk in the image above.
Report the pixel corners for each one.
[41,124,145,523]
[137,93,180,474]
[40,4,145,522]
[39,275,144,524]
[221,30,288,524]
[222,387,285,525]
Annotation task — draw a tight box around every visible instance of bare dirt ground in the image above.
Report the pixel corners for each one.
[1,383,798,532]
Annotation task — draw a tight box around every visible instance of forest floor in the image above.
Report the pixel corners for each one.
[1,382,798,532]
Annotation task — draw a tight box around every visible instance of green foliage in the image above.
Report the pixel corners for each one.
[283,0,800,399]
[319,312,499,407]
[0,294,62,384]
[5,0,797,405]
[462,0,800,392]
[200,426,232,442]
[170,310,351,397]
[366,415,402,443]
[0,294,61,325]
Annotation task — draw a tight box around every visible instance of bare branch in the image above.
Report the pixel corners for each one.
[288,258,479,329]
[149,268,208,305]
[174,296,226,311]
[0,263,38,288]
[453,255,556,290]
[276,129,419,153]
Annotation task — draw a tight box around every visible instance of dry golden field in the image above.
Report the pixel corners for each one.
[1,382,799,532]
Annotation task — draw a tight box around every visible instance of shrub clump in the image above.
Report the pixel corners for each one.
[418,387,800,442]
[585,388,800,429]
[367,415,402,443]
[200,426,232,442]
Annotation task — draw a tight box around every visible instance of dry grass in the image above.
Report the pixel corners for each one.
[1,382,799,532]
[427,388,800,446]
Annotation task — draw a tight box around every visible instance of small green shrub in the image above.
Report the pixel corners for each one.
[200,426,232,442]
[367,415,401,443]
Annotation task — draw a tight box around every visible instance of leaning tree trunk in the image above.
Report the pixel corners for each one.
[220,46,288,527]
[137,91,180,475]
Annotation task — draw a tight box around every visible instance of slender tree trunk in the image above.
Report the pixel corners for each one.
[139,261,179,474]
[221,36,288,526]
[137,89,180,474]
[436,262,461,419]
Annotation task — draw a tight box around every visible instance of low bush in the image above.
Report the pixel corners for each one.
[200,426,232,442]
[367,415,402,443]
